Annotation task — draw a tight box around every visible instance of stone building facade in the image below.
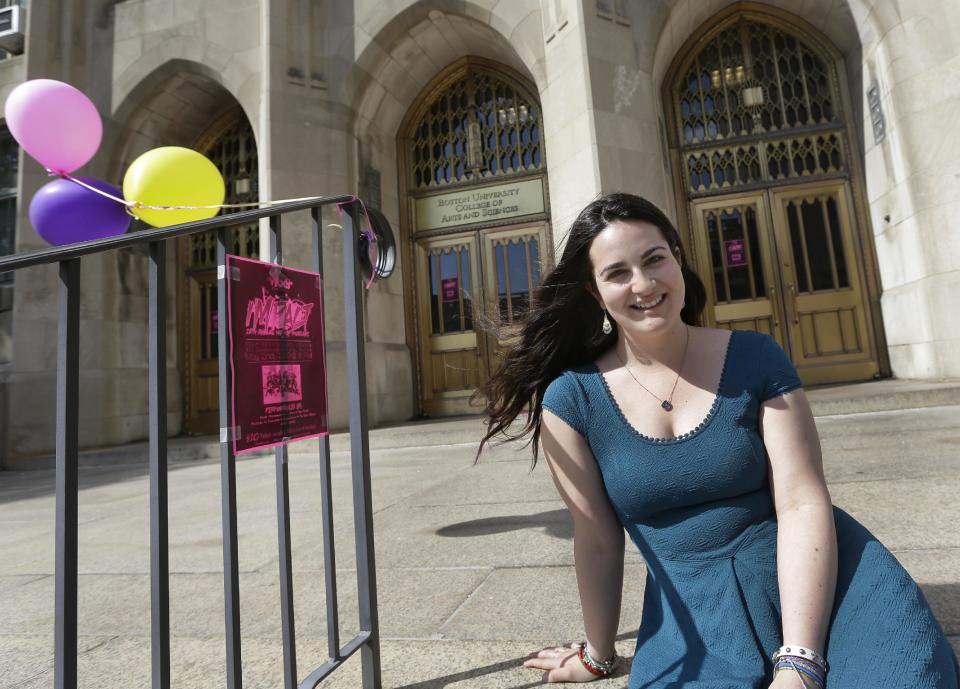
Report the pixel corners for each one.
[0,0,956,464]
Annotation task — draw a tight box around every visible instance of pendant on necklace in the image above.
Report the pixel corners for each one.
[661,400,674,412]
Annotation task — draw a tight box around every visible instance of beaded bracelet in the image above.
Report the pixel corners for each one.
[774,657,825,689]
[577,644,619,677]
[775,656,824,676]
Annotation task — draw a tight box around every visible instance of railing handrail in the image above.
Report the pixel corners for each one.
[0,194,356,273]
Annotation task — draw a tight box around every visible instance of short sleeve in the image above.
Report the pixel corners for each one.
[541,371,589,437]
[759,335,803,402]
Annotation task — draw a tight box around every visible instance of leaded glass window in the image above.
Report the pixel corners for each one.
[0,0,19,61]
[675,16,847,196]
[190,116,259,268]
[427,243,474,335]
[409,66,543,189]
[0,127,17,270]
[493,234,540,324]
[706,205,766,303]
[785,194,850,293]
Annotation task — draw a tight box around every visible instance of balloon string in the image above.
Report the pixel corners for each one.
[55,173,380,288]
[57,172,337,212]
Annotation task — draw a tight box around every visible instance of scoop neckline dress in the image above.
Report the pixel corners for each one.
[591,329,734,445]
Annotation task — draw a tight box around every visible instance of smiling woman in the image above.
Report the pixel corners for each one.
[477,193,959,689]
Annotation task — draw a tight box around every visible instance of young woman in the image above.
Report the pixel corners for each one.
[478,193,959,688]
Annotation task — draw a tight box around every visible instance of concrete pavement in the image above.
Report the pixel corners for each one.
[1,379,959,688]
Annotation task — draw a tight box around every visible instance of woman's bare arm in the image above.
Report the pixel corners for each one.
[523,410,625,682]
[761,389,837,658]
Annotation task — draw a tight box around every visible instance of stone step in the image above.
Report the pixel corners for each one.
[8,378,960,470]
[805,378,960,417]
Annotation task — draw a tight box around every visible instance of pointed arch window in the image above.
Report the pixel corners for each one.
[673,15,848,195]
[0,127,17,267]
[409,66,543,189]
[189,114,260,268]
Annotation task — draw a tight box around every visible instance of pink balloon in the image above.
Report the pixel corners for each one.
[3,79,102,174]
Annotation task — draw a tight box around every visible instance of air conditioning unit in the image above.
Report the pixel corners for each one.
[0,5,25,55]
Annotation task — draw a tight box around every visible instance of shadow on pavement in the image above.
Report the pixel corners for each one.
[921,583,960,636]
[395,632,637,689]
[435,509,573,540]
[0,448,240,505]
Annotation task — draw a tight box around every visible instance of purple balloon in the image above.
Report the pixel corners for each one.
[29,177,130,246]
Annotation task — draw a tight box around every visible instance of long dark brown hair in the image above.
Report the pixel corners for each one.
[476,193,707,465]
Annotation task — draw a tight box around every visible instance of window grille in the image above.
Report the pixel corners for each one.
[190,116,259,268]
[409,66,543,189]
[492,234,540,324]
[0,0,20,60]
[674,16,847,196]
[0,128,17,278]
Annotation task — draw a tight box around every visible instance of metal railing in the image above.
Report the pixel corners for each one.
[0,196,382,689]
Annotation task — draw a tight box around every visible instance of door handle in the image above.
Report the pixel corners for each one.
[787,283,799,325]
[767,285,780,328]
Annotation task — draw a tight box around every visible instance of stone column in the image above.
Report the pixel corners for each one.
[859,1,960,379]
[538,0,603,247]
[264,0,414,428]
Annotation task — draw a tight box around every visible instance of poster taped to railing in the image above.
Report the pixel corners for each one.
[226,255,328,454]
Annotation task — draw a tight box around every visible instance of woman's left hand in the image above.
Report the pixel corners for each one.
[524,643,599,683]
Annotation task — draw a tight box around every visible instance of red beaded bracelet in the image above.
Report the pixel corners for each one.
[578,645,614,677]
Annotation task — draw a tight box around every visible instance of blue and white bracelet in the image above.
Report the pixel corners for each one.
[772,645,827,688]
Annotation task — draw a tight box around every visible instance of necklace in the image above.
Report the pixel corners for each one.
[614,326,690,412]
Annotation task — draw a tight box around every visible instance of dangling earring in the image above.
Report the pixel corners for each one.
[602,311,613,335]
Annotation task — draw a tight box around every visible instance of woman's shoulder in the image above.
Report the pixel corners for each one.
[542,363,601,435]
[697,326,778,356]
[727,328,789,359]
[713,328,801,399]
[544,362,600,395]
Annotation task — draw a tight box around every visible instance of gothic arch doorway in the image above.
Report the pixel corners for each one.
[398,57,551,416]
[664,7,885,385]
[178,107,259,434]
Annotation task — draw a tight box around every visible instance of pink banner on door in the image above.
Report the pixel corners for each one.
[441,277,459,302]
[725,239,747,267]
[226,255,328,455]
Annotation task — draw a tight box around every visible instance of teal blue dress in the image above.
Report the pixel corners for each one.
[542,330,958,689]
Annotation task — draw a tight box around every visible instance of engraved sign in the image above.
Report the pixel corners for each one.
[414,178,545,231]
[867,83,886,145]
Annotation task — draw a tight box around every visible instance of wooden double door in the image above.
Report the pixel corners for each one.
[690,180,879,385]
[415,222,549,416]
[181,226,260,434]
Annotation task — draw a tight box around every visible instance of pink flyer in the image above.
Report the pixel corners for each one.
[441,277,458,302]
[226,255,328,454]
[725,239,746,267]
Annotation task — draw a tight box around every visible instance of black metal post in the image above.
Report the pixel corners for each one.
[148,241,171,689]
[311,207,340,661]
[217,229,243,689]
[340,203,382,689]
[270,215,299,689]
[55,258,80,689]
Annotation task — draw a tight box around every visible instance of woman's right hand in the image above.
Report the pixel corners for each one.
[523,643,601,683]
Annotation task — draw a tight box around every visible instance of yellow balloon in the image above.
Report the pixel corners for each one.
[123,146,225,227]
